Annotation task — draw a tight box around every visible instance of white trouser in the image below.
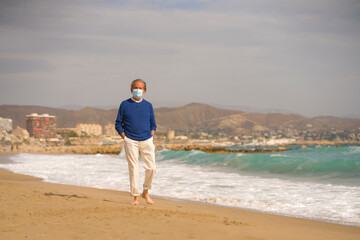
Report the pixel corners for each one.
[123,136,156,197]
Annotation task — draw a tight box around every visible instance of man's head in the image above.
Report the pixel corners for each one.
[131,79,147,100]
[131,79,147,91]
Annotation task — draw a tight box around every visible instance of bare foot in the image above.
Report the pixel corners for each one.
[131,196,140,205]
[141,191,154,205]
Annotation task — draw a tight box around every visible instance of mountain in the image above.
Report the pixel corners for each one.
[210,103,296,115]
[155,103,327,135]
[155,103,240,132]
[312,116,360,130]
[1,103,359,135]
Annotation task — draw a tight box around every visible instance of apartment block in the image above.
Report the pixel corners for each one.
[76,124,102,136]
[26,113,56,138]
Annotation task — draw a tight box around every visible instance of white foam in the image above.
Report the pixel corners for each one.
[346,146,360,154]
[269,153,286,157]
[3,153,360,227]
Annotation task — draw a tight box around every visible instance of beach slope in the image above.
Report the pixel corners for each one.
[0,169,359,240]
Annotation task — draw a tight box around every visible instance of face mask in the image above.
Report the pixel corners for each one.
[132,89,143,99]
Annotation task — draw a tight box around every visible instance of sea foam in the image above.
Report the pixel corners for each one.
[2,147,360,227]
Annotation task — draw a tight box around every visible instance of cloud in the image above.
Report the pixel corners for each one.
[0,57,55,74]
[0,0,359,117]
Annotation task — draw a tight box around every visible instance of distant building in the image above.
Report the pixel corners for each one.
[104,123,118,137]
[98,140,116,146]
[26,113,56,138]
[76,123,102,136]
[0,117,13,131]
[174,135,188,140]
[266,138,296,146]
[12,127,30,140]
[167,130,175,140]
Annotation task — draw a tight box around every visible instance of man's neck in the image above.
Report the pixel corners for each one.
[132,97,143,103]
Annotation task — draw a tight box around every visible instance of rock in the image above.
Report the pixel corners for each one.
[165,144,288,154]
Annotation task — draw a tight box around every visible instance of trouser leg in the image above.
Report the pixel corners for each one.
[124,137,140,196]
[139,137,156,190]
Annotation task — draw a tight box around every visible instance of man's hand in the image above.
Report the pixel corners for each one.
[151,130,155,136]
[120,132,126,139]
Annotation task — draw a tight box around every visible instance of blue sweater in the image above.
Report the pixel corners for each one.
[115,98,156,141]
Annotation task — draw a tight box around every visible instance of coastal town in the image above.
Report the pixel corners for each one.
[1,112,360,154]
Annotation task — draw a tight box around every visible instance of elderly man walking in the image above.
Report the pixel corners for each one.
[115,79,157,205]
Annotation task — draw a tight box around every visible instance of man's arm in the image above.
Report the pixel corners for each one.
[149,103,156,136]
[115,102,125,139]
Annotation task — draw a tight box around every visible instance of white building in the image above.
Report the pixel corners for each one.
[174,135,188,140]
[104,123,118,137]
[266,138,296,145]
[167,130,175,140]
[0,117,12,131]
[76,124,102,136]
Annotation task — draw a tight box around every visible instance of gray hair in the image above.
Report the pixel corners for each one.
[131,79,147,90]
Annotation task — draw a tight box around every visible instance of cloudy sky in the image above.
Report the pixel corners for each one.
[0,0,359,117]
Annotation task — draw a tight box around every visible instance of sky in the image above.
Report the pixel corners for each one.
[0,0,359,117]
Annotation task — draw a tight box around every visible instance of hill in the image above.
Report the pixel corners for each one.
[1,103,359,135]
[155,103,360,134]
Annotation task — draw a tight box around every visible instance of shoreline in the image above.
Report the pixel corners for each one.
[1,142,359,155]
[3,164,358,228]
[2,153,360,228]
[155,194,360,228]
[1,168,359,239]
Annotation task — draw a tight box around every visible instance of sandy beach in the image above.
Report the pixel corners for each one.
[1,156,360,240]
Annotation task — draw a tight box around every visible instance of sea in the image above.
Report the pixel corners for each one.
[1,145,360,227]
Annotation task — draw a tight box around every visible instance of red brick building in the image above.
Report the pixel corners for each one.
[26,113,56,138]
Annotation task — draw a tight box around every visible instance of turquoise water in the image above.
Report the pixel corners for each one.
[2,145,360,226]
[157,145,360,186]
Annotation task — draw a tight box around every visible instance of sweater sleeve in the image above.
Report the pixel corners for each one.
[115,102,125,135]
[149,103,157,132]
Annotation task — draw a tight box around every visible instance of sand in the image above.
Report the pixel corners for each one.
[1,157,359,239]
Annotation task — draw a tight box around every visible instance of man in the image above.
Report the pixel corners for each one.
[115,79,157,205]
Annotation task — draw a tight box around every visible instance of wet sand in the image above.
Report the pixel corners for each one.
[0,156,359,239]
